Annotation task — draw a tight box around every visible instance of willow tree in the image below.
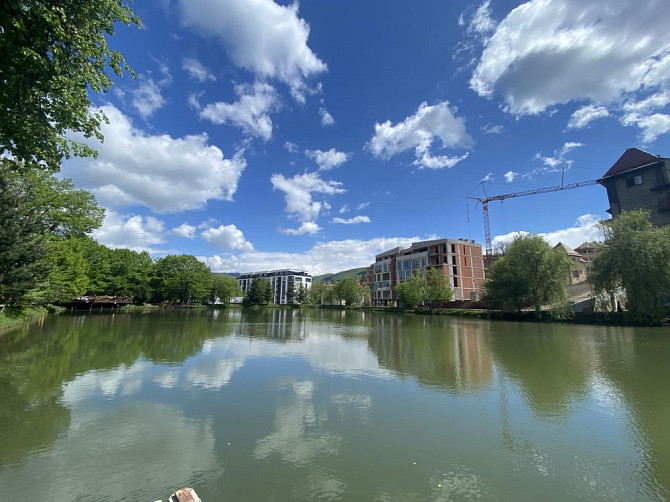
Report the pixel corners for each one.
[0,0,140,172]
[590,210,670,322]
[484,234,572,316]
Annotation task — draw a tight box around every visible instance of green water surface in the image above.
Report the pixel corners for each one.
[0,309,668,501]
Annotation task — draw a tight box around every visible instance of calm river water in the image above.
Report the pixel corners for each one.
[0,309,668,501]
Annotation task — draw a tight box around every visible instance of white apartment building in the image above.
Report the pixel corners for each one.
[238,269,312,304]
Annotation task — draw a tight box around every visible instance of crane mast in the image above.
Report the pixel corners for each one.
[468,179,599,256]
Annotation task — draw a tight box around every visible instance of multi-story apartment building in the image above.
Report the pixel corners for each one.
[238,269,312,304]
[368,238,485,306]
[598,147,670,227]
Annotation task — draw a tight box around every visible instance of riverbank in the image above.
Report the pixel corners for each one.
[0,305,66,334]
[360,306,669,327]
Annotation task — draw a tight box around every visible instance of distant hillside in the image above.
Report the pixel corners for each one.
[313,267,367,283]
[212,272,240,278]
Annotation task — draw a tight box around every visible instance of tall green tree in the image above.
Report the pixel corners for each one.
[152,255,212,304]
[0,170,47,309]
[590,210,670,321]
[0,0,140,172]
[425,267,453,308]
[334,277,365,306]
[297,283,307,304]
[395,271,425,308]
[80,237,113,295]
[107,248,153,302]
[244,278,273,306]
[4,165,105,237]
[306,281,326,305]
[211,275,242,304]
[43,237,89,303]
[484,234,572,316]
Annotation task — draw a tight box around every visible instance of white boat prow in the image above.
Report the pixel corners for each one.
[155,487,202,502]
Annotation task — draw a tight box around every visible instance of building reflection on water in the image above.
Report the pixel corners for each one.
[367,314,493,393]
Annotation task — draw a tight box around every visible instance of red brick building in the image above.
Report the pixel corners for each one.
[368,238,485,306]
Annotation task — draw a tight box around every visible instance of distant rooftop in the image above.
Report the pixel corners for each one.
[599,147,665,181]
[553,242,581,257]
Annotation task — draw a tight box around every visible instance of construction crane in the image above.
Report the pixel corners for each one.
[467,178,599,256]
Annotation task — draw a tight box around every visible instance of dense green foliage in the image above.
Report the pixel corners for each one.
[304,278,369,307]
[1,160,107,308]
[395,272,426,308]
[484,234,572,315]
[306,281,326,305]
[243,278,273,306]
[152,255,213,304]
[394,268,453,309]
[0,0,140,172]
[425,267,453,308]
[5,165,105,237]
[211,274,243,304]
[42,237,90,303]
[0,170,48,309]
[333,277,368,306]
[590,210,670,322]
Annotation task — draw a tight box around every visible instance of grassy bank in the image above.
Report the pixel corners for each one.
[0,306,53,334]
[362,306,668,327]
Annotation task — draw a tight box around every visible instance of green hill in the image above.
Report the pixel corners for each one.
[313,267,368,284]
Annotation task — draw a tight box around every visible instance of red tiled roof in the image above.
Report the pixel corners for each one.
[599,147,664,180]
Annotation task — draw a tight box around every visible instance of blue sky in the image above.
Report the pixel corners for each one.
[60,0,670,275]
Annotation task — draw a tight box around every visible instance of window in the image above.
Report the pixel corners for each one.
[404,261,410,270]
[626,175,643,187]
[375,265,382,273]
[397,262,402,270]
[421,258,426,267]
[412,259,419,268]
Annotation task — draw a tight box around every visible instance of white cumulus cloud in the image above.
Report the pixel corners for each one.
[567,105,610,129]
[492,214,603,250]
[178,0,326,101]
[527,142,584,177]
[504,170,519,183]
[132,77,166,119]
[331,216,371,225]
[200,82,278,141]
[182,57,217,82]
[93,211,166,252]
[63,105,246,214]
[281,222,321,236]
[470,0,670,116]
[319,107,335,126]
[368,101,473,169]
[200,224,254,251]
[305,148,351,171]
[271,172,345,224]
[200,236,423,276]
[172,223,197,239]
[621,113,670,144]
